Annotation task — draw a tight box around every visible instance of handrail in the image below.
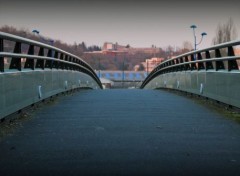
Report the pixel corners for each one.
[141,40,240,88]
[0,32,102,89]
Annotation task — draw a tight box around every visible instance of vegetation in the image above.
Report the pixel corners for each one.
[212,17,237,45]
[0,25,192,71]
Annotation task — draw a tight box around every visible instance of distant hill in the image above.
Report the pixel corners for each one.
[0,26,191,71]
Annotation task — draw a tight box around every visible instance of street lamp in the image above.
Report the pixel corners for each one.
[32,29,39,35]
[190,25,207,51]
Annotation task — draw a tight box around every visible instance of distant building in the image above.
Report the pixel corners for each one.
[102,42,117,51]
[142,57,164,72]
[102,42,161,55]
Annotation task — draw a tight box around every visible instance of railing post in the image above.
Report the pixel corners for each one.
[215,49,224,70]
[205,51,213,70]
[227,46,238,71]
[171,60,175,72]
[25,45,35,70]
[9,42,21,71]
[36,47,45,69]
[197,53,204,70]
[179,57,184,71]
[60,53,64,70]
[175,59,179,71]
[69,57,73,70]
[190,54,196,70]
[184,56,190,70]
[65,55,69,70]
[52,51,59,69]
[0,38,4,72]
[45,49,53,69]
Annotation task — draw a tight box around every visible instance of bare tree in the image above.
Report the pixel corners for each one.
[182,41,193,52]
[212,17,237,45]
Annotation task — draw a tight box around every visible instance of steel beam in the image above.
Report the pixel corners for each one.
[227,46,238,71]
[36,47,45,69]
[24,45,35,70]
[10,42,21,70]
[205,51,213,70]
[197,53,204,70]
[215,49,225,70]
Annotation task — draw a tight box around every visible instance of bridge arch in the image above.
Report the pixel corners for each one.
[0,32,102,119]
[141,40,240,108]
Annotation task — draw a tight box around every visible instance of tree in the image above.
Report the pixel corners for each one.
[79,42,87,51]
[126,44,130,48]
[212,17,237,45]
[138,63,145,71]
[182,41,193,53]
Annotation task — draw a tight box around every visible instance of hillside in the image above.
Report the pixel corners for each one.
[0,26,191,70]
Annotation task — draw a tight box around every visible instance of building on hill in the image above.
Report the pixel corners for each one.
[102,42,116,51]
[135,57,164,72]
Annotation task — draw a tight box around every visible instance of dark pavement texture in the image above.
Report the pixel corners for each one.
[0,89,240,176]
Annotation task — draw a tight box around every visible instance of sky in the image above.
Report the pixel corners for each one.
[0,0,239,49]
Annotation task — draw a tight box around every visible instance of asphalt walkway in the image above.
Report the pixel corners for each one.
[0,89,240,176]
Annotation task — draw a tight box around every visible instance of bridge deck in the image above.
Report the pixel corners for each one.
[0,89,240,176]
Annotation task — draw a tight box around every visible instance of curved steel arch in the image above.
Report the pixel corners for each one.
[0,32,102,89]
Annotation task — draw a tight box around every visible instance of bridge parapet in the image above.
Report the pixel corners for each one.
[0,32,102,119]
[141,40,240,108]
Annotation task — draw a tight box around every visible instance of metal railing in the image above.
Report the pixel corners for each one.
[0,32,102,89]
[141,40,240,88]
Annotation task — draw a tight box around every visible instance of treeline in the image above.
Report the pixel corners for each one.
[0,25,193,70]
[83,45,193,71]
[0,25,101,55]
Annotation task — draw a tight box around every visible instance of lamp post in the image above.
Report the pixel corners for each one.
[190,25,207,52]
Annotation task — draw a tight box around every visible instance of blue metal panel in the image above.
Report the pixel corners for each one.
[114,72,119,80]
[136,73,141,80]
[129,72,134,80]
[106,73,110,79]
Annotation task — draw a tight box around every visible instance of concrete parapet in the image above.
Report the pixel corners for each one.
[144,70,240,108]
[0,70,100,119]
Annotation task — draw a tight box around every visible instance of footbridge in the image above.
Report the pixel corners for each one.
[0,32,240,176]
[141,40,240,108]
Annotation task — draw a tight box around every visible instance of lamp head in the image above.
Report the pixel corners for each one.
[190,25,197,29]
[32,29,40,34]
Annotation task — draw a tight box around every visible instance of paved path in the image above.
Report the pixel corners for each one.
[0,89,240,176]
